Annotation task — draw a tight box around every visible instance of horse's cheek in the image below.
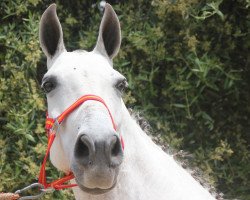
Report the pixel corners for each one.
[50,137,71,173]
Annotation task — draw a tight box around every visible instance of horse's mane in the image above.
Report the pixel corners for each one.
[129,109,224,200]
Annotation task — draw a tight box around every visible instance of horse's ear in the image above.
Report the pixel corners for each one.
[94,3,121,60]
[39,4,66,67]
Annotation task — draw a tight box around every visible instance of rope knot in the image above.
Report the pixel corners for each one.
[0,193,20,200]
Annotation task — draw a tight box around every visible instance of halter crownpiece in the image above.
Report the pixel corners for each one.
[39,94,124,190]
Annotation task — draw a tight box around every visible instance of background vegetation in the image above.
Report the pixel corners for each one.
[0,0,249,199]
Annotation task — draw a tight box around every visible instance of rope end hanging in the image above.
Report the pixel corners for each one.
[0,193,20,200]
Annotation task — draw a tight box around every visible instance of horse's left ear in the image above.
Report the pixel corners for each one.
[94,3,121,60]
[39,4,66,68]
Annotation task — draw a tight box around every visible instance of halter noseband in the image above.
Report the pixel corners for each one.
[38,94,124,190]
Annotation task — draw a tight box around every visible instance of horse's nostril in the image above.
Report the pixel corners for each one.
[108,135,123,167]
[111,136,121,157]
[79,136,90,157]
[74,134,94,165]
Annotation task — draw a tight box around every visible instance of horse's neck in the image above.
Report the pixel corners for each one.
[72,106,215,200]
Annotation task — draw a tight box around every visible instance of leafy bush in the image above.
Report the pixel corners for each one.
[0,0,249,199]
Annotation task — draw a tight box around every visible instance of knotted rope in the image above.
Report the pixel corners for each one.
[0,193,20,200]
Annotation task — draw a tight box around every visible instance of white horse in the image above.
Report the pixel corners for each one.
[39,3,217,200]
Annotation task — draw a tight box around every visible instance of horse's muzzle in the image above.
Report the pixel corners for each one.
[71,132,123,193]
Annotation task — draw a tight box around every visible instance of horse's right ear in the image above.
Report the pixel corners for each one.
[94,3,121,61]
[39,4,66,68]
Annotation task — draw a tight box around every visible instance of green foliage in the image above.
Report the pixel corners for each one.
[0,0,249,199]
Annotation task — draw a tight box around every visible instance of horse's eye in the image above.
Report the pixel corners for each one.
[116,78,128,93]
[41,76,57,93]
[42,81,55,93]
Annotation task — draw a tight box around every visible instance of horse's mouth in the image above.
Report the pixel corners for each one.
[75,178,117,195]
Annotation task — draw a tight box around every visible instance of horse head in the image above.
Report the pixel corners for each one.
[39,3,126,195]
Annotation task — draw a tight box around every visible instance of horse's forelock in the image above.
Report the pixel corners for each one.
[73,49,87,54]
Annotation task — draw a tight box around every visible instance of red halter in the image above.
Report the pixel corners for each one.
[38,94,124,190]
